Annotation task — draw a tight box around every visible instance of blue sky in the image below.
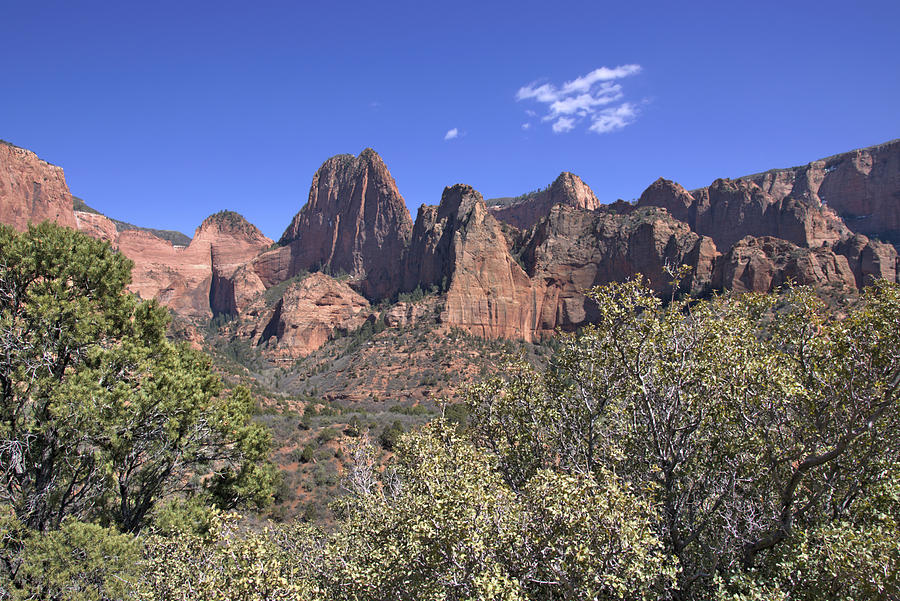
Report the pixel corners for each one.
[3,0,899,240]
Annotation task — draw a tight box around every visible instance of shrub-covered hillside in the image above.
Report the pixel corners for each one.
[1,224,898,600]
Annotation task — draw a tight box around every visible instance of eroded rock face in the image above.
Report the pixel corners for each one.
[239,272,371,359]
[488,172,602,230]
[713,236,857,293]
[638,177,847,250]
[384,301,431,328]
[111,211,271,319]
[4,137,899,352]
[521,205,717,336]
[272,149,414,299]
[434,185,537,340]
[0,141,77,232]
[833,234,899,288]
[74,210,118,243]
[404,186,717,341]
[117,230,211,316]
[195,212,273,316]
[744,140,900,248]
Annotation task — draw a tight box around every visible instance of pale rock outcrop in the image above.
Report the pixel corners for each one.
[74,210,118,243]
[384,301,431,328]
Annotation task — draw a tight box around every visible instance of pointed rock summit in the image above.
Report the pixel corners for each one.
[488,172,601,230]
[270,148,413,299]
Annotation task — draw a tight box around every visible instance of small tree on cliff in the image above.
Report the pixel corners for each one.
[0,222,276,534]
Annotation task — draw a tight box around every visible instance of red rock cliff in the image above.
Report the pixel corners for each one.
[0,141,77,231]
[743,139,900,248]
[268,149,414,299]
[488,171,602,230]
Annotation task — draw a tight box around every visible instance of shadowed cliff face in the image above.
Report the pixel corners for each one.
[267,148,414,300]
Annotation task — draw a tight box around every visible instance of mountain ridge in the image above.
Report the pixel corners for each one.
[1,137,898,358]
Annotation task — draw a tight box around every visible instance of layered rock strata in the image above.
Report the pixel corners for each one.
[743,140,900,248]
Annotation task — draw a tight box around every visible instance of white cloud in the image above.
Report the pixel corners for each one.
[521,123,531,131]
[588,103,638,134]
[560,65,641,95]
[552,117,575,133]
[516,64,642,134]
[444,128,459,140]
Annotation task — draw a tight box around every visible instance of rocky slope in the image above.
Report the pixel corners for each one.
[487,171,602,230]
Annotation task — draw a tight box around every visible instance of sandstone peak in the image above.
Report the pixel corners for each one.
[198,210,270,243]
[637,178,695,223]
[437,184,485,222]
[488,171,601,230]
[549,171,601,210]
[256,148,413,300]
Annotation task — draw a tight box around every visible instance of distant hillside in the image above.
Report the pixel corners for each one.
[73,196,192,246]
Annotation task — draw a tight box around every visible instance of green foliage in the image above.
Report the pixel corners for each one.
[317,427,339,443]
[299,444,315,463]
[378,420,405,450]
[328,421,674,600]
[388,403,433,416]
[140,512,319,600]
[263,271,309,306]
[467,277,900,598]
[1,510,141,601]
[396,285,425,303]
[0,223,275,536]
